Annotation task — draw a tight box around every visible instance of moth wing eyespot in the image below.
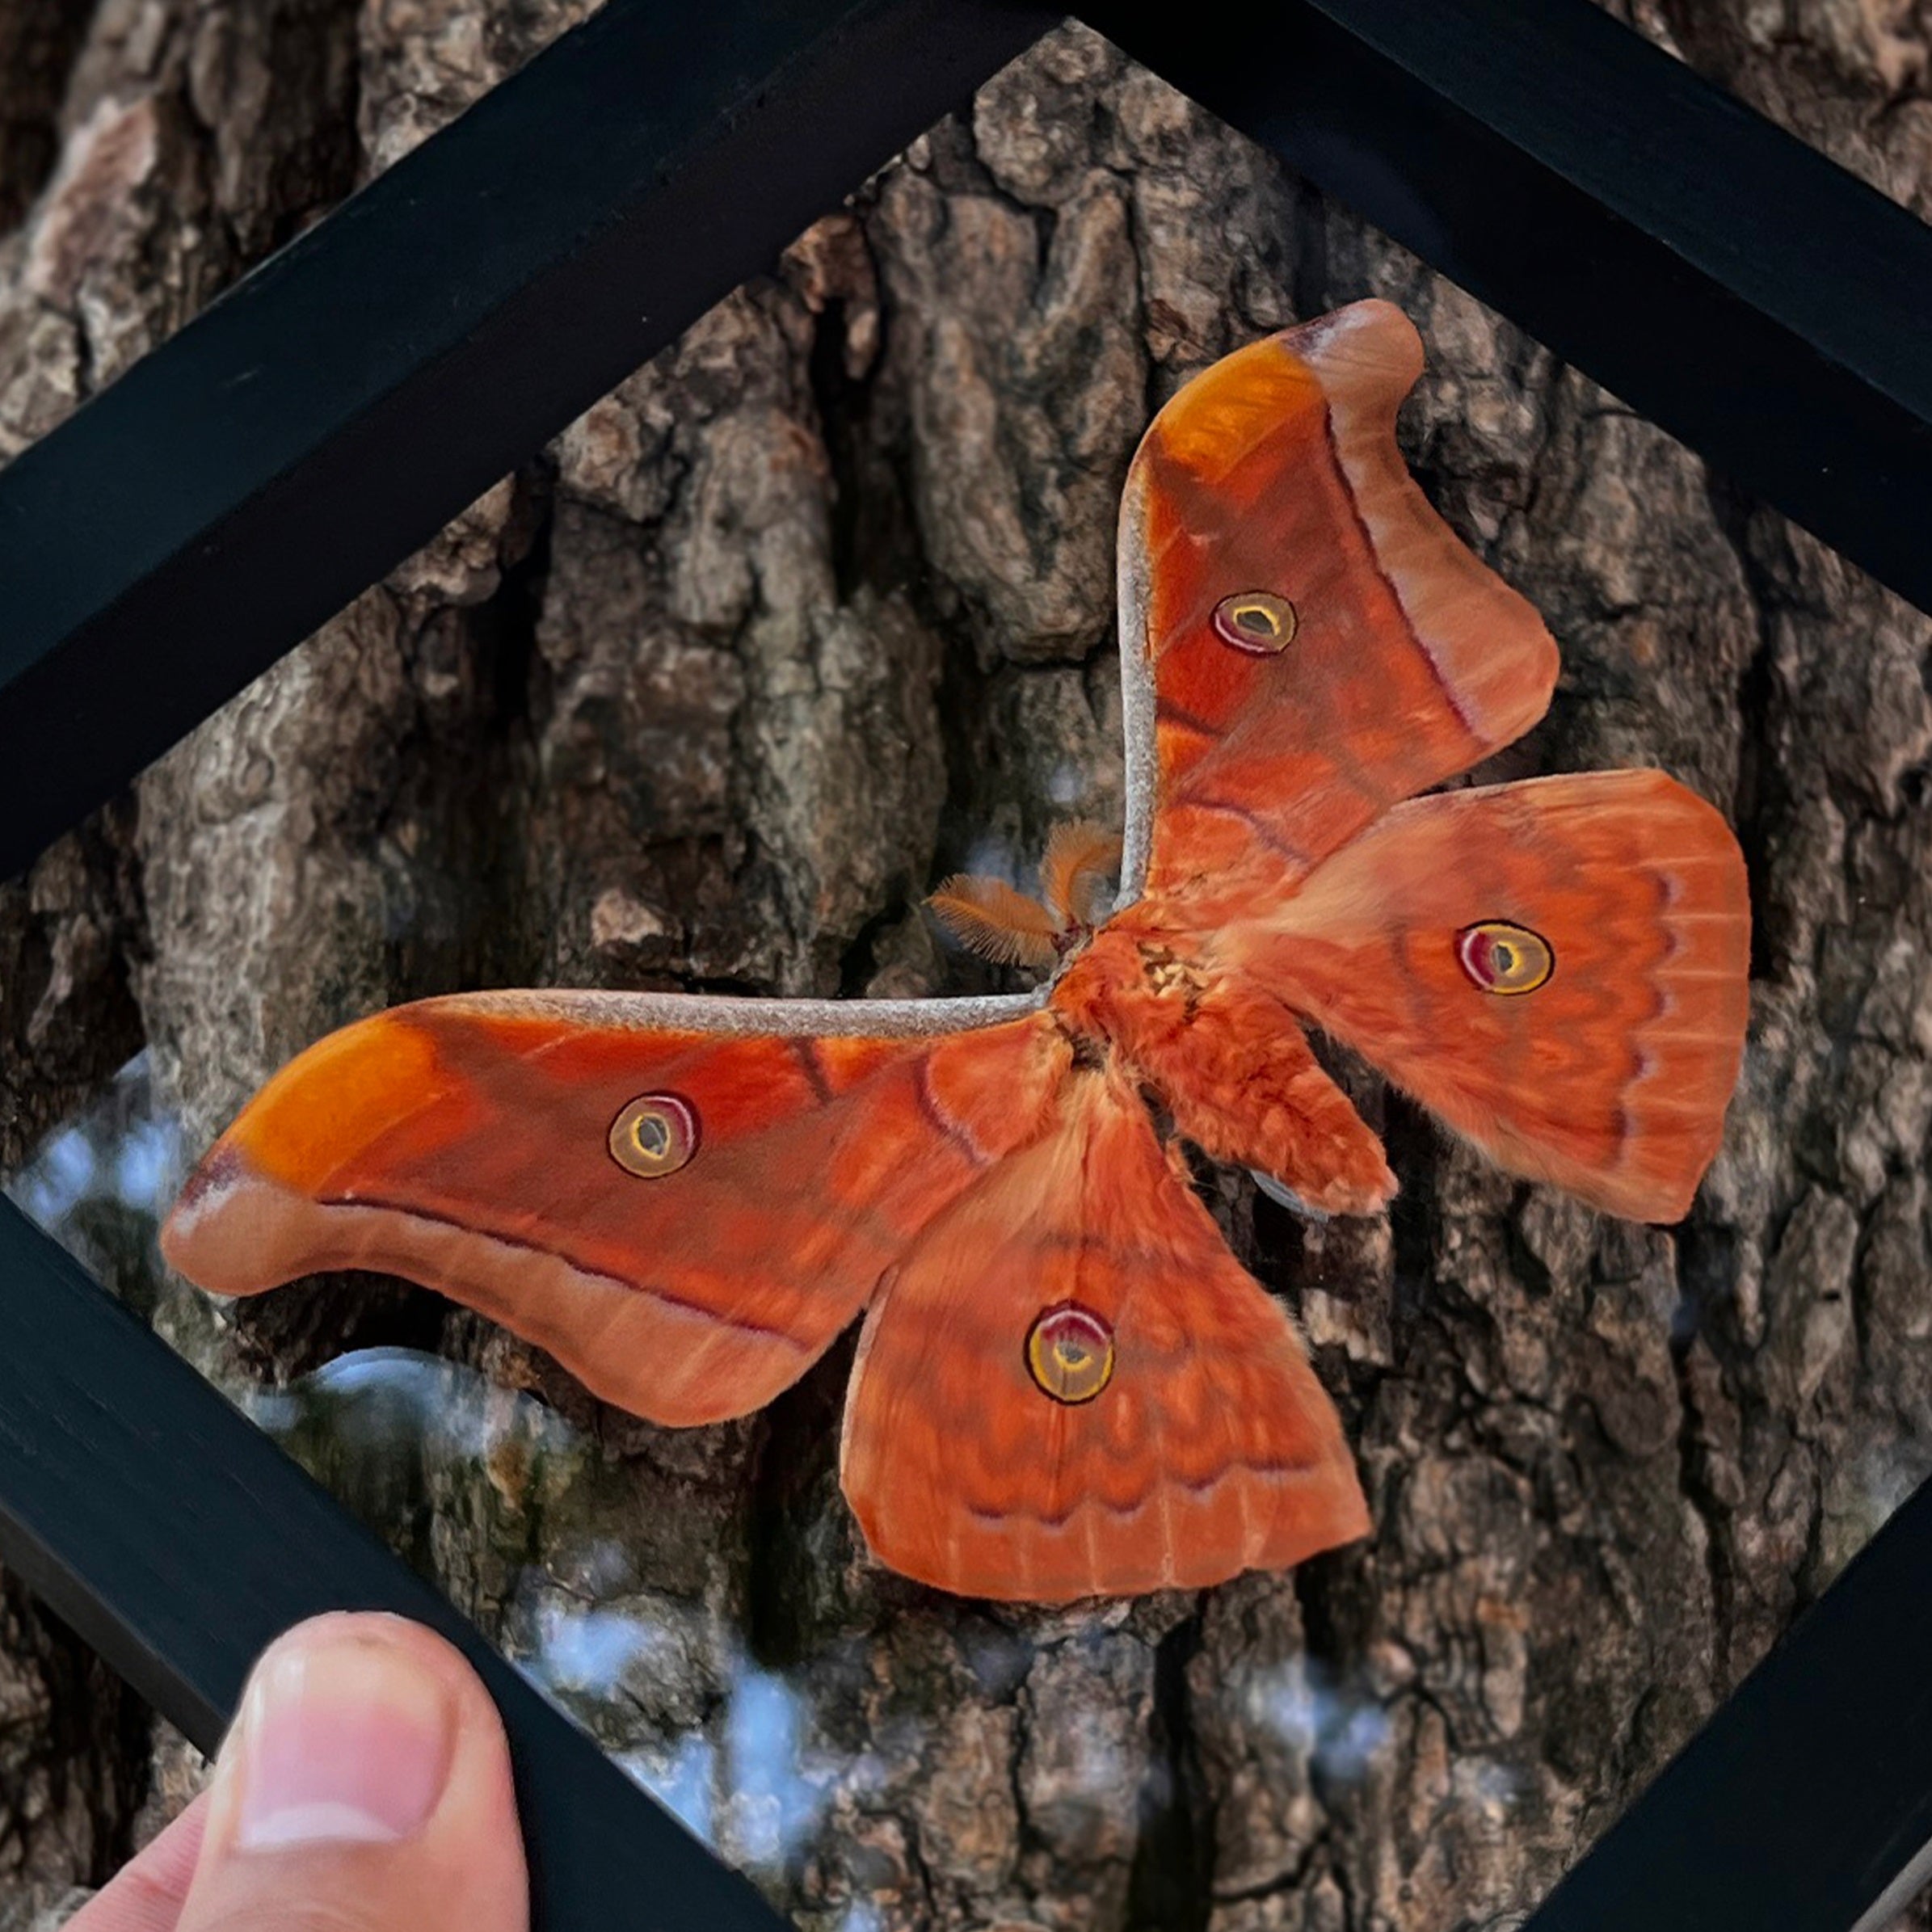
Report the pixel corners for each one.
[1456,921,1555,995]
[608,1092,700,1177]
[1211,590,1299,655]
[1025,1303,1117,1404]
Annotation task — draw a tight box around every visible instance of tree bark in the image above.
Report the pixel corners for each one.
[4,3,1932,1929]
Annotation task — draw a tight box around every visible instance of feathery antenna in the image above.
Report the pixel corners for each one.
[928,821,1123,972]
[928,877,1062,971]
[1040,821,1124,928]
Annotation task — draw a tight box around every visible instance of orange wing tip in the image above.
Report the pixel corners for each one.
[1138,300,1419,486]
[162,1134,814,1428]
[162,1135,347,1290]
[158,1007,444,1289]
[1289,303,1560,752]
[1285,297,1425,393]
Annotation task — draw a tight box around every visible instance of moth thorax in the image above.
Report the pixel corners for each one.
[1136,941,1208,1002]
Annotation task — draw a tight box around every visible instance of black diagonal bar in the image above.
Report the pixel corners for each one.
[1519,1464,1932,1932]
[0,0,1054,882]
[1085,0,1932,625]
[0,1199,786,1931]
[6,0,1932,1926]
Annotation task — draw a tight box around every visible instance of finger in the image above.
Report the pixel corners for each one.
[175,1612,528,1932]
[66,1795,210,1932]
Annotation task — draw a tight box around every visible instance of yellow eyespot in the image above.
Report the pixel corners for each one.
[1211,590,1298,655]
[1025,1303,1116,1405]
[1457,921,1555,995]
[608,1092,700,1177]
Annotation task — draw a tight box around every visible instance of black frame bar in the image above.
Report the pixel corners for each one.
[1525,1470,1932,1932]
[1088,0,1932,621]
[0,1199,785,1931]
[3,0,1932,1926]
[0,0,1056,882]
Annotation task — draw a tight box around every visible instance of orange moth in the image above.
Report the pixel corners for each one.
[162,301,1750,1602]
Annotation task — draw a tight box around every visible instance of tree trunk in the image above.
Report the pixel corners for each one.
[4,4,1932,1929]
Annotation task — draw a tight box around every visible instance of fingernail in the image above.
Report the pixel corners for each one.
[227,1622,457,1853]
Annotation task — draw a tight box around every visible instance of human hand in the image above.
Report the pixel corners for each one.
[69,1612,528,1932]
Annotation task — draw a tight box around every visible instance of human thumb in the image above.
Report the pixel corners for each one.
[177,1613,528,1932]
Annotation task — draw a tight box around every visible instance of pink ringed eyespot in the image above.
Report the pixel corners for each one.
[1211,590,1298,655]
[1457,921,1555,995]
[608,1092,700,1177]
[1025,1303,1116,1404]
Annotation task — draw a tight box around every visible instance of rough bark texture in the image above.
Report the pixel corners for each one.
[4,3,1932,1928]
